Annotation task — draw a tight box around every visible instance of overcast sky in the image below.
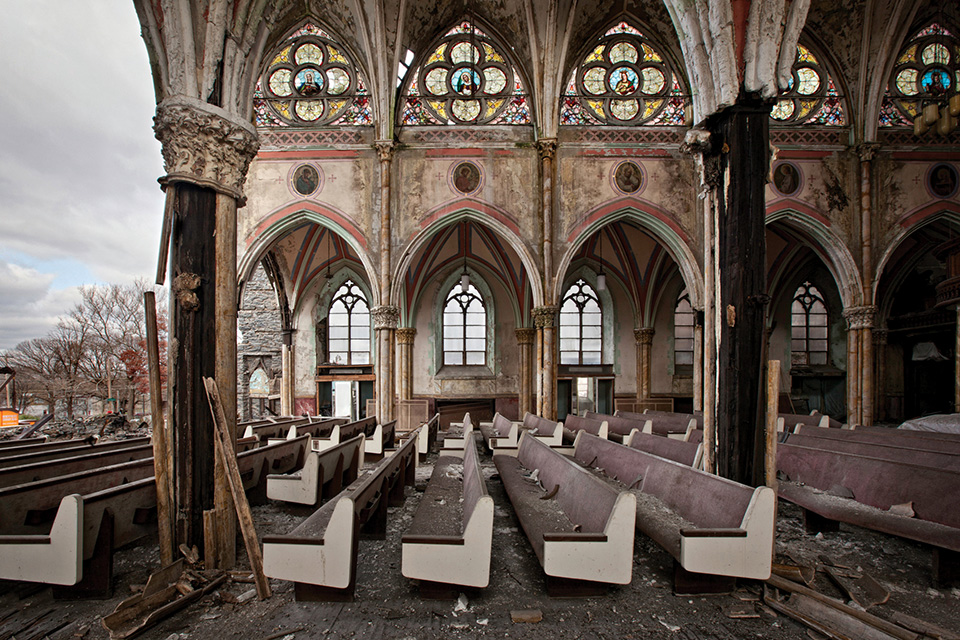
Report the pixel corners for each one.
[0,1,165,351]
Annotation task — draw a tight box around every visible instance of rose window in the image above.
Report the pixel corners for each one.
[881,23,960,127]
[770,44,845,125]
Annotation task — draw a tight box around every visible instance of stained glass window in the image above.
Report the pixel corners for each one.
[255,23,371,127]
[771,44,845,126]
[880,23,960,127]
[328,280,370,365]
[443,283,486,365]
[560,21,688,126]
[400,21,531,125]
[674,292,694,370]
[791,282,828,366]
[560,279,603,365]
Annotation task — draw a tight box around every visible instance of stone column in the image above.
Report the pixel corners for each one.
[537,139,557,299]
[873,328,888,421]
[153,97,258,567]
[396,328,416,402]
[693,313,704,412]
[533,306,558,420]
[372,305,399,422]
[634,328,655,399]
[280,329,294,416]
[843,305,876,426]
[515,328,536,417]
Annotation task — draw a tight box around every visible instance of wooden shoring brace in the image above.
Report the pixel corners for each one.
[203,377,272,599]
[145,291,175,566]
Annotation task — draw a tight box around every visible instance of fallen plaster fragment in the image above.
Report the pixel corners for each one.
[511,609,543,623]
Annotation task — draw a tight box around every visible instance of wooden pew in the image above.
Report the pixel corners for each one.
[402,434,493,596]
[0,436,89,459]
[493,432,636,595]
[478,413,519,450]
[574,432,774,593]
[236,434,311,504]
[784,432,960,472]
[793,423,960,455]
[852,423,960,443]
[777,411,839,432]
[625,430,703,468]
[0,436,47,448]
[617,410,696,440]
[585,411,646,443]
[562,414,608,445]
[0,437,148,468]
[311,416,377,452]
[416,414,440,455]
[636,409,704,429]
[267,434,365,506]
[0,443,154,489]
[364,419,396,458]
[777,443,960,585]
[262,426,420,601]
[521,412,564,446]
[243,416,343,442]
[441,413,474,452]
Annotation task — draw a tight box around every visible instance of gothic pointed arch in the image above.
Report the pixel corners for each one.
[560,20,689,126]
[254,21,372,127]
[770,39,847,126]
[398,18,532,126]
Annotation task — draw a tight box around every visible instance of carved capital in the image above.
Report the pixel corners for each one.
[374,140,395,162]
[634,327,655,345]
[843,305,878,330]
[857,142,881,163]
[535,138,557,160]
[532,306,558,328]
[396,327,417,345]
[679,127,712,156]
[371,305,400,330]
[515,328,536,345]
[872,328,889,345]
[153,97,259,200]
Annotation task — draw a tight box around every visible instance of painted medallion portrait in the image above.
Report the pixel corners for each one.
[614,161,643,194]
[929,163,959,199]
[773,162,801,196]
[452,161,481,194]
[293,164,320,196]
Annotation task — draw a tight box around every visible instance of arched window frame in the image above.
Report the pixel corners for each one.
[560,20,689,126]
[325,279,371,365]
[442,281,488,366]
[559,279,604,365]
[770,42,846,126]
[673,291,695,372]
[399,19,531,126]
[791,282,829,366]
[254,22,372,127]
[880,22,960,127]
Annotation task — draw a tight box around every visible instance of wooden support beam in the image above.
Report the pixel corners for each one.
[203,377,272,600]
[145,291,175,567]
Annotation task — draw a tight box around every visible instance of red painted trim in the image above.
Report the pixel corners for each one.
[578,149,672,158]
[891,152,960,162]
[417,198,523,238]
[247,201,369,251]
[258,150,362,160]
[897,200,960,229]
[776,150,833,159]
[424,149,488,157]
[566,198,690,245]
[766,199,832,227]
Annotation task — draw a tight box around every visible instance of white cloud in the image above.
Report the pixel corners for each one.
[0,259,81,351]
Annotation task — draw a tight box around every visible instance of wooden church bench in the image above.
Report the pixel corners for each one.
[793,423,960,454]
[267,434,365,506]
[493,432,635,595]
[777,411,837,432]
[311,416,377,452]
[0,435,47,449]
[585,411,646,443]
[402,434,493,596]
[632,409,704,429]
[441,412,474,452]
[784,432,960,472]
[242,416,314,441]
[777,443,960,586]
[617,410,696,440]
[0,442,154,489]
[364,419,396,458]
[574,432,774,593]
[0,436,89,459]
[852,423,960,443]
[416,414,440,455]
[521,412,564,447]
[478,412,519,450]
[625,430,703,468]
[561,414,608,445]
[236,434,311,504]
[262,426,420,601]
[0,437,150,468]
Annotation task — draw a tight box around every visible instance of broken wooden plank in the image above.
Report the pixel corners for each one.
[145,290,175,567]
[155,188,174,286]
[102,573,226,639]
[772,562,816,586]
[203,377,271,600]
[887,611,960,640]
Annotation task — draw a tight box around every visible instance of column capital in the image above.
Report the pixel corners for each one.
[515,328,536,345]
[843,305,878,330]
[374,140,396,162]
[535,138,557,160]
[396,327,417,344]
[153,97,259,201]
[634,327,655,345]
[371,305,400,329]
[856,142,881,163]
[532,306,558,328]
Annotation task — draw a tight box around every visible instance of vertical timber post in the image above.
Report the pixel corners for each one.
[154,98,258,565]
[708,99,771,487]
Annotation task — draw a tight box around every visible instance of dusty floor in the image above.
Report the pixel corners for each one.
[1,447,959,640]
